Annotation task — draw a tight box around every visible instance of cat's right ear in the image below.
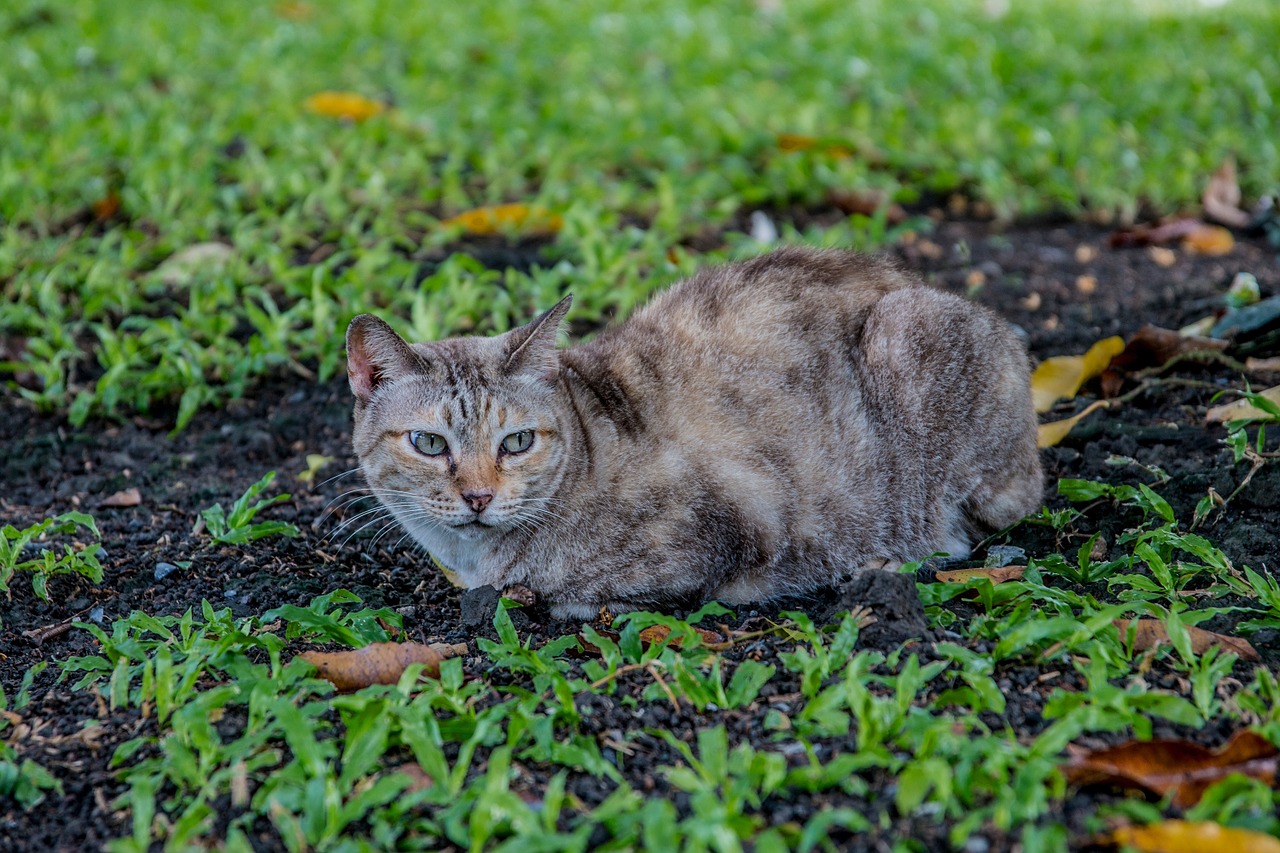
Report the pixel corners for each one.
[346,315,423,403]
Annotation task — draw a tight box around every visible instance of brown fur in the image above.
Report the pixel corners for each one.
[346,247,1043,619]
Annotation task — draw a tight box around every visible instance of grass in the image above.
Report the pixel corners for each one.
[4,0,1280,848]
[27,480,1280,850]
[3,0,1280,429]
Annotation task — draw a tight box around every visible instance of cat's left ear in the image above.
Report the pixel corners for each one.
[504,295,572,383]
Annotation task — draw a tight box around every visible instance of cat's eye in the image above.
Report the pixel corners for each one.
[409,431,448,457]
[501,430,534,454]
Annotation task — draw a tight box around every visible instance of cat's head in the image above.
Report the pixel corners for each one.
[345,297,574,553]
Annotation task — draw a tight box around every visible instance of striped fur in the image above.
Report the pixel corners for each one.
[347,247,1043,619]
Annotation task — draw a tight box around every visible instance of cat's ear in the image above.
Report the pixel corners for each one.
[503,295,572,382]
[346,315,424,402]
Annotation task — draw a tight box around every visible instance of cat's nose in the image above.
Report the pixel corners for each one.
[461,489,494,514]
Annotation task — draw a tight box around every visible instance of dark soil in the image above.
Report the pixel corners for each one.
[3,220,1279,851]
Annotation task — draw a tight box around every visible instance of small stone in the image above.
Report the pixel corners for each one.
[89,606,104,624]
[1075,274,1097,295]
[1074,243,1097,263]
[154,561,179,581]
[984,545,1026,568]
[460,585,501,630]
[224,588,238,599]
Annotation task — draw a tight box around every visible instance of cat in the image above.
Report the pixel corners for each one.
[345,247,1043,620]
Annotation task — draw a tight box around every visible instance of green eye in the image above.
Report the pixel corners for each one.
[501,430,534,454]
[409,431,448,456]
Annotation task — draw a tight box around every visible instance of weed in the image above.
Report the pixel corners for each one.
[199,471,300,544]
[0,511,103,607]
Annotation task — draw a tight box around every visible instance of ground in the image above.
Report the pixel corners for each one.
[3,216,1278,851]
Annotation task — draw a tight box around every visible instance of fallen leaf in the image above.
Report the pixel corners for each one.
[1109,325,1229,373]
[299,641,466,692]
[1245,357,1280,373]
[1183,225,1234,255]
[100,487,142,508]
[935,566,1026,584]
[1037,400,1109,448]
[91,192,121,222]
[826,188,907,224]
[639,624,729,650]
[153,242,235,286]
[305,91,385,122]
[1108,218,1230,252]
[440,203,562,236]
[393,763,435,793]
[776,133,853,158]
[1117,618,1260,662]
[1101,821,1280,853]
[1202,156,1251,229]
[1031,337,1124,412]
[274,1,313,20]
[1065,729,1278,809]
[1205,386,1280,424]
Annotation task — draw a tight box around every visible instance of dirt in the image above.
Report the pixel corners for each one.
[2,219,1279,851]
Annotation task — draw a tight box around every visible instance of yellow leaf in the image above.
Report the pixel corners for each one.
[440,203,563,236]
[1037,400,1109,448]
[1105,821,1280,853]
[1182,224,1234,255]
[305,91,385,122]
[935,566,1026,584]
[1205,385,1280,424]
[1030,336,1124,412]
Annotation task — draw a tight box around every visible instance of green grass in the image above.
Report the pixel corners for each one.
[3,0,1280,428]
[39,482,1280,850]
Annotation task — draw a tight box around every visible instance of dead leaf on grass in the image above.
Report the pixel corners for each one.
[100,487,142,508]
[154,242,235,286]
[299,641,467,692]
[1037,400,1109,448]
[1117,617,1260,662]
[776,133,854,158]
[1031,337,1124,412]
[1203,156,1252,230]
[1205,385,1280,424]
[440,203,563,236]
[1100,820,1280,853]
[934,566,1026,584]
[305,91,386,122]
[393,762,435,793]
[1064,729,1278,808]
[91,192,121,222]
[1183,224,1235,255]
[826,188,907,224]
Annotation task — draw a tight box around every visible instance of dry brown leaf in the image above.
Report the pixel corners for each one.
[1117,617,1261,662]
[639,624,729,650]
[826,188,907,224]
[776,133,854,158]
[154,242,235,286]
[305,91,385,122]
[91,192,121,222]
[100,487,142,508]
[1109,325,1229,373]
[935,566,1026,584]
[1203,156,1252,230]
[1245,357,1280,374]
[393,762,435,793]
[1102,821,1280,853]
[1031,337,1124,413]
[439,203,563,236]
[1205,386,1280,424]
[299,641,466,692]
[1108,218,1232,253]
[1037,400,1109,448]
[1065,729,1278,808]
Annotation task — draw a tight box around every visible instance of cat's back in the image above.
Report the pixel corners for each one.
[563,247,919,402]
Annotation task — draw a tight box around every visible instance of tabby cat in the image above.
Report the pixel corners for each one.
[346,247,1042,619]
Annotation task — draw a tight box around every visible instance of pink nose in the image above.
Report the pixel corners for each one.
[462,489,494,514]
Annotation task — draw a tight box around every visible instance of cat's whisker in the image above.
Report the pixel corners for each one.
[314,467,363,490]
[338,513,396,551]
